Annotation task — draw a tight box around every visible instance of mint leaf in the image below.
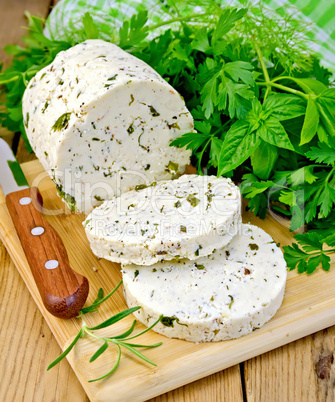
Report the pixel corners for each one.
[318,88,335,108]
[218,120,260,175]
[250,141,278,180]
[263,94,305,121]
[258,117,294,150]
[316,102,335,137]
[300,96,319,145]
[293,77,327,95]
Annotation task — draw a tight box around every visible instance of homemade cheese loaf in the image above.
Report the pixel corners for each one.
[84,175,241,265]
[122,224,287,342]
[22,40,193,214]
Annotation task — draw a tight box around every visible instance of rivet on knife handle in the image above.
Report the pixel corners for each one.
[6,187,89,319]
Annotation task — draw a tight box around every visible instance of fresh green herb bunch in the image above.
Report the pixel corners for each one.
[48,281,162,382]
[133,3,334,274]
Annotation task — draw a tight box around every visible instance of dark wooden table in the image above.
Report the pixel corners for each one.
[0,1,334,401]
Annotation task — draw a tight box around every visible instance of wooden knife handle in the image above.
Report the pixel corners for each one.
[6,187,89,319]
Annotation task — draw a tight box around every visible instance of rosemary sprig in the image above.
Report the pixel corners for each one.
[47,280,163,382]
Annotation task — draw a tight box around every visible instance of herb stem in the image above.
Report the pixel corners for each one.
[303,248,335,256]
[253,42,270,84]
[197,137,212,174]
[257,81,308,99]
[0,75,20,85]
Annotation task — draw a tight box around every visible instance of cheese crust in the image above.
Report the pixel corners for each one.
[84,174,241,265]
[122,224,287,342]
[22,40,193,214]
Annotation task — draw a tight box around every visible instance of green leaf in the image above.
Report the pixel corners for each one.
[122,315,163,341]
[241,175,274,198]
[90,341,108,363]
[306,140,335,165]
[294,232,323,252]
[318,88,335,107]
[320,254,331,271]
[118,10,148,49]
[290,204,305,231]
[218,120,260,175]
[217,77,254,119]
[290,166,318,186]
[247,193,268,219]
[79,280,122,315]
[200,71,220,118]
[316,102,335,137]
[82,12,99,40]
[223,61,254,85]
[324,233,335,247]
[88,345,121,383]
[294,78,327,95]
[306,255,321,274]
[318,184,335,218]
[263,94,305,121]
[120,342,162,348]
[278,190,295,206]
[251,141,278,180]
[209,137,223,168]
[87,306,141,330]
[170,131,209,151]
[212,7,247,42]
[47,330,83,370]
[119,342,157,366]
[300,96,319,145]
[258,117,294,150]
[191,27,211,53]
[112,320,137,340]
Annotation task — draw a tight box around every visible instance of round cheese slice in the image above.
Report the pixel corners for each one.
[122,224,287,342]
[22,39,193,214]
[84,174,241,265]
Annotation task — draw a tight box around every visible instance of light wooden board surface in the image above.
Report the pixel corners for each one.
[0,160,335,401]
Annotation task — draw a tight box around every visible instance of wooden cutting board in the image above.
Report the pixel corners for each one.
[1,160,335,402]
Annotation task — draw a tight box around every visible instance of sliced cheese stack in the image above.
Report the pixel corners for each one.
[122,224,287,342]
[22,40,193,214]
[84,175,241,265]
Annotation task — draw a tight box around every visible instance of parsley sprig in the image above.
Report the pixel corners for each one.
[283,232,335,274]
[47,281,162,382]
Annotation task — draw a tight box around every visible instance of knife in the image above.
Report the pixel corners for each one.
[0,138,89,319]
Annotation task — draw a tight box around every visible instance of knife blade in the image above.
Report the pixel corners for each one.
[0,138,89,319]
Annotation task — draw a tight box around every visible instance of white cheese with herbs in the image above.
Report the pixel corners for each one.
[84,174,241,265]
[22,39,193,214]
[122,224,287,342]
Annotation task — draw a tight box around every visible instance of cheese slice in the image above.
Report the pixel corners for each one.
[122,224,287,342]
[84,174,241,265]
[22,39,193,214]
